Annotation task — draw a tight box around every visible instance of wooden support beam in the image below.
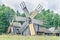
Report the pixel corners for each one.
[29,23,35,36]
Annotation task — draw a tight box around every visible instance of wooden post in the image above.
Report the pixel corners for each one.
[29,23,35,36]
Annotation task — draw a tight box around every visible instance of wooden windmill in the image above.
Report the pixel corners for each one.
[7,1,43,36]
[19,1,43,35]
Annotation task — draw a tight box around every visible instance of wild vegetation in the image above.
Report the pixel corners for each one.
[0,34,60,40]
[0,5,15,34]
[35,9,60,28]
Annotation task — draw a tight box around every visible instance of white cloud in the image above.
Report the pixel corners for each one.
[0,0,60,13]
[0,0,3,5]
[40,0,60,13]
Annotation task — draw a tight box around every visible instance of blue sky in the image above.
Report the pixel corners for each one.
[0,0,60,14]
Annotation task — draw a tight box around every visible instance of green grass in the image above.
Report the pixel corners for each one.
[0,34,60,40]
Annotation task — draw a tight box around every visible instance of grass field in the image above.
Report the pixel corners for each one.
[0,34,60,40]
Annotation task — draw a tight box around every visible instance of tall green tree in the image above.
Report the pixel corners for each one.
[35,9,60,28]
[0,5,15,33]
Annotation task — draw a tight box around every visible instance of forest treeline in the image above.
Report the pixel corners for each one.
[0,5,60,34]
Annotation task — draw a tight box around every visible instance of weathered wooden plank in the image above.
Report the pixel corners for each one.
[20,1,29,17]
[32,19,43,25]
[29,23,35,36]
[15,17,26,21]
[30,4,43,19]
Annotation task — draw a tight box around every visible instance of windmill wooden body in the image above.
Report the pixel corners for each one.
[7,1,43,36]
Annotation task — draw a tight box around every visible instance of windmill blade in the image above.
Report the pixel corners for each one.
[22,21,28,27]
[7,18,14,33]
[32,19,43,25]
[29,23,35,36]
[7,27,14,34]
[7,27,11,33]
[20,1,29,17]
[20,21,29,33]
[30,4,43,19]
[11,18,14,23]
[15,16,26,21]
[9,18,14,26]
